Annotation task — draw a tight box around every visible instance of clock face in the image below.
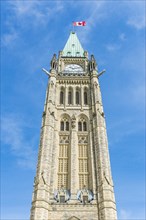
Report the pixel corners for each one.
[64,64,83,73]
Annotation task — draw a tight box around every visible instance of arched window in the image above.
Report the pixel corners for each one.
[78,118,88,132]
[84,92,88,105]
[68,91,72,104]
[83,122,87,131]
[60,121,64,131]
[60,118,70,131]
[66,121,69,131]
[78,122,82,131]
[76,91,80,104]
[60,91,64,104]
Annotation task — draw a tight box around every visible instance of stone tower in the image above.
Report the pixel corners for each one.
[30,32,117,220]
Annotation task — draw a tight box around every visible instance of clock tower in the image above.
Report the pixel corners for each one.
[30,32,117,220]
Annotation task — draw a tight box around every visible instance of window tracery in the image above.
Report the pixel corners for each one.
[78,118,87,132]
[78,116,89,189]
[58,135,69,189]
[78,135,89,189]
[58,116,70,190]
[60,118,70,131]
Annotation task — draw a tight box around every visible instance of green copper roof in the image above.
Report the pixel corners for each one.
[62,32,84,57]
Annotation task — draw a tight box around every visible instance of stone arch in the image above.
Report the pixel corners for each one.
[77,113,89,131]
[60,113,71,131]
[68,217,80,220]
[60,113,71,121]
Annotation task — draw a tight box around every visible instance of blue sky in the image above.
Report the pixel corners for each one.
[1,1,145,219]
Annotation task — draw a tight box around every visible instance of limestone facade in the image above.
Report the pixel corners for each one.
[30,32,117,220]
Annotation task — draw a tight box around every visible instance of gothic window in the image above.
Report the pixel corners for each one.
[76,91,80,104]
[78,118,87,132]
[68,88,73,104]
[60,91,64,104]
[78,122,82,131]
[60,118,70,131]
[84,91,88,105]
[66,121,69,131]
[58,142,69,189]
[60,121,64,131]
[58,116,70,189]
[78,117,89,189]
[83,122,87,131]
[78,143,89,189]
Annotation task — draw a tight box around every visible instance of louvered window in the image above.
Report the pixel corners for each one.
[78,143,89,189]
[58,144,69,189]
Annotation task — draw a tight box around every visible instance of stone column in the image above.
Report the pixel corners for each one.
[81,84,83,110]
[64,84,68,109]
[70,116,79,202]
[65,83,67,109]
[73,87,76,105]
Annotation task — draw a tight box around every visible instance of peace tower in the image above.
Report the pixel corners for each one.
[30,32,117,220]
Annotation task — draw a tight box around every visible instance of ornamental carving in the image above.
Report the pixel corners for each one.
[77,186,94,204]
[71,114,76,128]
[54,186,71,203]
[60,135,69,144]
[78,136,88,144]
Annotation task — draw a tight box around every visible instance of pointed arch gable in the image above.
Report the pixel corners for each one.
[77,113,89,122]
[60,113,71,121]
[68,217,80,220]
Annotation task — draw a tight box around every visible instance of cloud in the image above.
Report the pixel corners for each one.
[1,29,18,47]
[119,33,126,41]
[118,208,145,220]
[125,1,146,30]
[119,209,131,220]
[2,1,65,46]
[127,16,145,30]
[74,1,106,43]
[105,43,121,52]
[1,114,37,170]
[9,0,64,21]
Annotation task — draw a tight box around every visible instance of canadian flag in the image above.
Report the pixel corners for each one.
[73,21,86,26]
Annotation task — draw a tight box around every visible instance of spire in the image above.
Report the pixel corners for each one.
[62,32,84,57]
